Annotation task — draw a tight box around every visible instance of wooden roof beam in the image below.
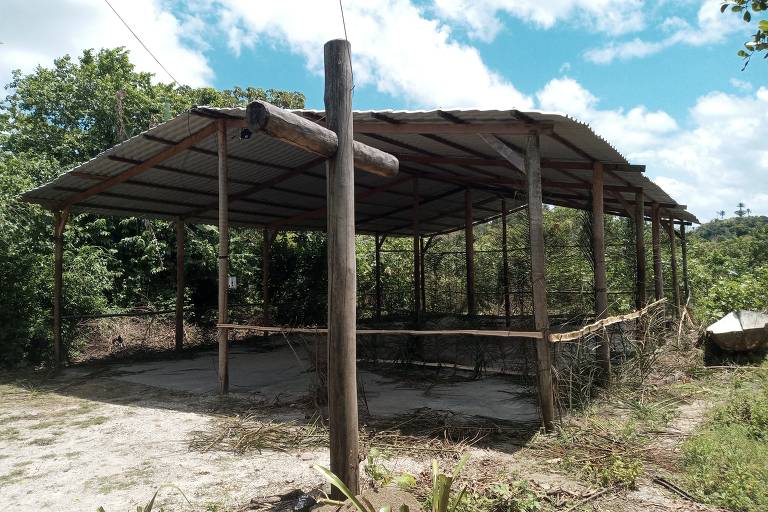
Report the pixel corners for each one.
[63,122,218,208]
[247,100,398,177]
[268,175,414,229]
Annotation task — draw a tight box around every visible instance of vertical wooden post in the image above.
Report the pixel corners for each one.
[413,177,422,323]
[680,223,690,302]
[525,133,555,430]
[175,217,185,352]
[420,236,427,315]
[634,191,646,309]
[501,199,511,328]
[651,203,664,301]
[666,220,680,314]
[374,234,383,322]
[325,38,359,498]
[262,227,272,327]
[217,119,230,394]
[53,210,68,369]
[465,189,477,316]
[591,163,610,382]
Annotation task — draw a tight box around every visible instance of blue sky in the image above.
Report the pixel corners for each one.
[1,0,767,221]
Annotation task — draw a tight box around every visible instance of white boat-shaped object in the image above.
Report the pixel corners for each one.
[707,310,768,352]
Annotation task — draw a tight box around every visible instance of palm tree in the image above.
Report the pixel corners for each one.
[718,210,726,220]
[746,208,752,217]
[735,203,747,217]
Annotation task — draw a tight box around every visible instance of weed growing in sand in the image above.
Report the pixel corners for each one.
[97,484,191,512]
[0,468,26,487]
[28,436,55,446]
[450,481,542,512]
[364,448,417,490]
[70,415,110,428]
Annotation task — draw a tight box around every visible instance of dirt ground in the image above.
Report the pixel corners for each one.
[0,340,727,512]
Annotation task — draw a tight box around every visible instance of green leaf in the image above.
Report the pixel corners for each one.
[395,473,417,489]
[313,465,371,512]
[451,453,471,479]
[759,19,768,30]
[744,10,752,21]
[721,3,730,13]
[142,489,160,512]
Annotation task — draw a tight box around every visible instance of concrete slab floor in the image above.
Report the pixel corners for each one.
[108,340,539,424]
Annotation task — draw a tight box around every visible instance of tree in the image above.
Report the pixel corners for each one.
[735,202,748,217]
[718,210,726,220]
[721,1,768,67]
[0,47,304,366]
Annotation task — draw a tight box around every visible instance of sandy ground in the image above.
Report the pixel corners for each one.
[0,340,538,511]
[0,339,721,512]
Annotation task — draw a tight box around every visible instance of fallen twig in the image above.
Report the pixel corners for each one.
[563,486,617,512]
[651,475,697,502]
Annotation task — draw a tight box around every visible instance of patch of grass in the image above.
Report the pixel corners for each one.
[544,414,648,489]
[0,468,26,487]
[91,465,155,495]
[455,481,543,512]
[0,413,40,425]
[621,396,678,426]
[0,426,21,441]
[29,419,59,430]
[583,454,643,488]
[70,415,110,428]
[28,436,56,446]
[682,367,768,511]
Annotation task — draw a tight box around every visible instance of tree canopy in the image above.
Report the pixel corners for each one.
[0,47,305,366]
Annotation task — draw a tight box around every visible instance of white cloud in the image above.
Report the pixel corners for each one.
[0,0,212,87]
[432,0,645,42]
[584,0,744,64]
[214,0,533,109]
[536,77,768,220]
[729,78,753,92]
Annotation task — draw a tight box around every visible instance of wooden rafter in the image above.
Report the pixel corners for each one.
[63,122,218,207]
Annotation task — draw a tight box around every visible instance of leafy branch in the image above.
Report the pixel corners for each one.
[721,1,768,67]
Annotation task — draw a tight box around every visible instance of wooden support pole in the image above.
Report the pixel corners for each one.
[591,163,610,383]
[634,191,647,309]
[525,133,555,430]
[53,210,68,368]
[175,217,185,352]
[680,223,690,302]
[501,199,511,328]
[413,178,422,323]
[420,236,427,315]
[324,39,359,498]
[262,227,272,327]
[374,234,383,321]
[465,189,477,316]
[217,119,230,394]
[666,220,680,314]
[651,203,664,301]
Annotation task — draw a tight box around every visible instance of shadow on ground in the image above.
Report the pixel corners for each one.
[2,335,542,454]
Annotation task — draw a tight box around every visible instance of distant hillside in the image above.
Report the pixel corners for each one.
[693,216,768,241]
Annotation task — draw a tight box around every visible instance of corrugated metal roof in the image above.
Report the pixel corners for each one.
[21,106,699,233]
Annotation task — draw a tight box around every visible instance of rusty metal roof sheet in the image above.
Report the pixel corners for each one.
[21,106,699,233]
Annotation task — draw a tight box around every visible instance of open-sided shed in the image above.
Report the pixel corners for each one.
[22,100,697,436]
